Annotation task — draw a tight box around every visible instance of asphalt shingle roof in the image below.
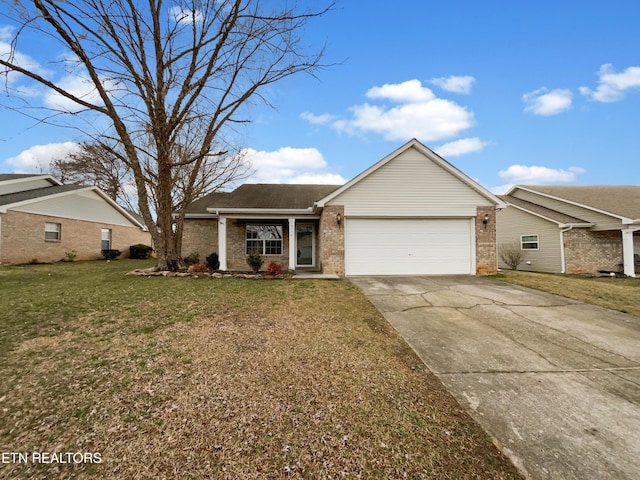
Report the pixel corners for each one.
[499,194,591,225]
[521,185,640,220]
[0,184,87,207]
[186,184,341,213]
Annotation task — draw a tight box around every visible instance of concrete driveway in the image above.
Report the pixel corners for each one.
[350,275,640,480]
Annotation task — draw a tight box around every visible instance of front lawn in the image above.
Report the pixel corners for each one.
[494,270,640,317]
[0,260,521,479]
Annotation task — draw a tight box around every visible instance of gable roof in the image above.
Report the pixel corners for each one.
[186,184,341,214]
[0,181,146,229]
[316,138,505,208]
[512,185,640,221]
[499,194,593,226]
[0,184,86,207]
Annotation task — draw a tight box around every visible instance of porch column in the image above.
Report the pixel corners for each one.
[288,218,296,271]
[218,216,227,271]
[622,228,638,277]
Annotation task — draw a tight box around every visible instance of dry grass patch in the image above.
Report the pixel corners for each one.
[0,261,521,479]
[494,270,640,317]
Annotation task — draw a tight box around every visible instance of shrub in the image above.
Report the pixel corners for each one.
[206,252,220,271]
[101,249,121,260]
[246,251,264,273]
[129,243,154,259]
[63,250,77,262]
[266,261,283,276]
[183,252,200,266]
[498,242,526,270]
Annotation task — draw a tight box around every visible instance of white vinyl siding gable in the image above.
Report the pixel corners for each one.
[512,189,624,230]
[497,206,563,273]
[326,146,493,217]
[11,190,137,227]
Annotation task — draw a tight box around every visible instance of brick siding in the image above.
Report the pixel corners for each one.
[0,210,150,264]
[475,206,498,274]
[318,206,344,275]
[564,229,622,274]
[181,218,218,262]
[226,220,289,272]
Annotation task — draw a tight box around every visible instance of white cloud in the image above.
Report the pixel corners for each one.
[579,64,640,103]
[365,79,435,103]
[0,25,13,42]
[523,88,572,116]
[300,112,337,125]
[430,75,475,94]
[6,142,81,173]
[42,71,118,112]
[242,147,346,184]
[319,79,475,142]
[498,164,586,184]
[434,137,489,157]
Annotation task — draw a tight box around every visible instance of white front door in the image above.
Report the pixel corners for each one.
[296,224,315,267]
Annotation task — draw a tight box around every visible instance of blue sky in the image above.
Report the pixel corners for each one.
[1,0,639,194]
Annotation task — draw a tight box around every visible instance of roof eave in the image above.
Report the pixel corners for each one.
[207,207,315,215]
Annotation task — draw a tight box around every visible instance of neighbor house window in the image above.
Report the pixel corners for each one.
[44,222,61,241]
[246,225,282,255]
[521,234,539,250]
[101,229,112,250]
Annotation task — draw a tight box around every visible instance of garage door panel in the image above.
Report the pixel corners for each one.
[345,219,472,275]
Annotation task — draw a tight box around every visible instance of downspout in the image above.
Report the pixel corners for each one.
[559,225,573,274]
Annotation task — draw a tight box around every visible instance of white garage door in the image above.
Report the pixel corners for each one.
[345,218,473,275]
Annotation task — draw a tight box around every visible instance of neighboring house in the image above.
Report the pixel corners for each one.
[0,174,151,264]
[497,185,640,277]
[183,139,505,276]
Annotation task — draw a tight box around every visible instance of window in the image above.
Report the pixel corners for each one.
[521,234,539,250]
[44,222,61,241]
[101,229,112,250]
[246,225,282,255]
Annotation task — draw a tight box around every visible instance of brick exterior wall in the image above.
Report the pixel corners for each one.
[319,206,344,276]
[475,206,498,275]
[0,210,150,264]
[226,220,289,271]
[181,218,218,262]
[564,229,622,274]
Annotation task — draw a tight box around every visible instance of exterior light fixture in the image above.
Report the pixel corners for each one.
[336,213,342,225]
[482,214,490,228]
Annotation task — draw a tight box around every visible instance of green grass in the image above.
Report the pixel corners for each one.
[0,260,521,479]
[493,270,640,317]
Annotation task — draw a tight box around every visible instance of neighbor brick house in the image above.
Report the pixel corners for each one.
[183,139,505,276]
[497,185,640,277]
[0,174,150,264]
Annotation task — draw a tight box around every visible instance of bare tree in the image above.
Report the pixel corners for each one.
[0,0,332,270]
[51,140,134,206]
[498,242,527,270]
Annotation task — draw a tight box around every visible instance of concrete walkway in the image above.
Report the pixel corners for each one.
[351,275,640,480]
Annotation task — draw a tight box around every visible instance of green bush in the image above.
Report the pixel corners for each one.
[129,243,154,259]
[101,249,121,260]
[246,251,264,273]
[206,252,220,271]
[183,252,200,266]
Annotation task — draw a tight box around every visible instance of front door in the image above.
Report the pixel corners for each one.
[296,224,315,267]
